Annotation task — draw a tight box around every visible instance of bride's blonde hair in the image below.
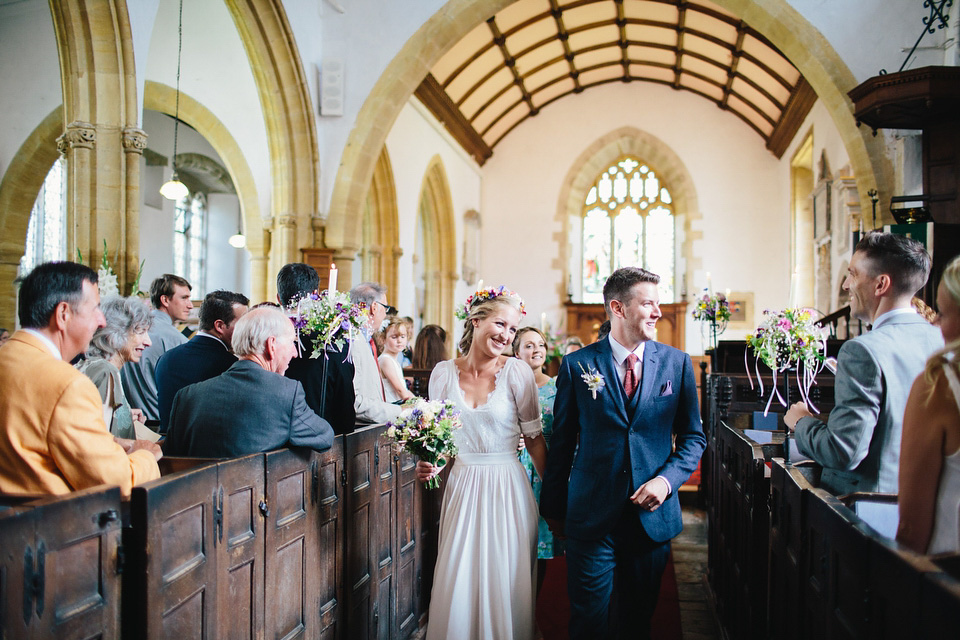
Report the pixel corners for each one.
[458,295,524,355]
[923,254,960,387]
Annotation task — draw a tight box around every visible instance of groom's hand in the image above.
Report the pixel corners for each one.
[630,476,669,511]
[545,518,566,539]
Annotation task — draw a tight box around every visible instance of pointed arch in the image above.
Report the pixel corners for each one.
[325,0,888,264]
[0,106,64,328]
[361,147,401,297]
[417,156,457,330]
[558,127,700,301]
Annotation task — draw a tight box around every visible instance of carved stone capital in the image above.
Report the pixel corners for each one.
[122,127,148,154]
[57,121,96,155]
[277,215,297,229]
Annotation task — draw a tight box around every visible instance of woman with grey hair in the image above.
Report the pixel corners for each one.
[77,296,153,439]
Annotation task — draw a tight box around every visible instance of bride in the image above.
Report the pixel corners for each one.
[417,287,548,640]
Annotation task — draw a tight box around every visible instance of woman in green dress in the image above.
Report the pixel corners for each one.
[513,326,561,593]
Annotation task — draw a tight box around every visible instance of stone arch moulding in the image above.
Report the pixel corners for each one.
[557,126,701,303]
[418,155,458,331]
[0,106,64,329]
[364,146,401,297]
[144,81,261,280]
[325,0,888,264]
[225,0,320,302]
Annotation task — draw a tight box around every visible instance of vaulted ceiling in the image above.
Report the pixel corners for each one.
[415,0,816,164]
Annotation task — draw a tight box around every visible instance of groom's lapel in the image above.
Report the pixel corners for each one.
[634,341,660,421]
[593,339,628,424]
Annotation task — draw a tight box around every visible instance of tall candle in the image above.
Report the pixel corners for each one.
[788,267,798,308]
[476,279,483,292]
[541,312,547,332]
[706,272,712,294]
[328,263,338,292]
[725,288,731,299]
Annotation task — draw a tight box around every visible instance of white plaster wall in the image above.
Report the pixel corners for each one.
[385,101,483,339]
[0,0,61,179]
[482,82,788,355]
[144,0,270,228]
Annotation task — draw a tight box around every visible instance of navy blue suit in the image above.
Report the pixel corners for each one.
[540,337,705,638]
[155,334,237,434]
[164,360,334,457]
[285,335,356,435]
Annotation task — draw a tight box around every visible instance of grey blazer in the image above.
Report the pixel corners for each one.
[795,312,943,494]
[164,360,334,457]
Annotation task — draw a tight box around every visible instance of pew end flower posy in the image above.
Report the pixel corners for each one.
[289,290,368,359]
[745,308,828,416]
[386,398,462,489]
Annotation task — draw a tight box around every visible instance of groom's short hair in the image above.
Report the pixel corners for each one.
[603,267,660,317]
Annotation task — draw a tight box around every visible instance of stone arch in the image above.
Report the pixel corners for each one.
[143,81,261,271]
[225,0,320,302]
[0,106,64,328]
[361,147,401,297]
[325,0,887,263]
[417,156,457,330]
[558,126,700,302]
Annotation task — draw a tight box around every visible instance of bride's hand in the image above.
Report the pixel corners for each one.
[416,460,441,484]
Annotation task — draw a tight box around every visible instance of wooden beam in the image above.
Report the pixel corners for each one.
[414,73,493,166]
[767,76,817,159]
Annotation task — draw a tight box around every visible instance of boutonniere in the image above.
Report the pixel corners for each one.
[578,363,606,399]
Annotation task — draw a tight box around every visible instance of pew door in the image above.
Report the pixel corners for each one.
[394,449,421,639]
[314,438,345,640]
[345,426,379,638]
[1,486,124,639]
[127,463,220,639]
[215,454,266,640]
[264,448,320,639]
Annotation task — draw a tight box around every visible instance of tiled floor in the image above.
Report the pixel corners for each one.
[673,504,721,640]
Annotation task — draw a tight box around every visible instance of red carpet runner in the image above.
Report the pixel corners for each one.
[535,552,683,640]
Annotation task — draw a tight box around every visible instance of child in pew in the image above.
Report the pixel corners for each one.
[898,254,960,554]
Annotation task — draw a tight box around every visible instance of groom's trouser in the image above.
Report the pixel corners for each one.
[565,506,670,640]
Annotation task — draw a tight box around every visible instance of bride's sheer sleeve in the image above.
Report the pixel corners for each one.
[428,360,452,402]
[508,359,543,438]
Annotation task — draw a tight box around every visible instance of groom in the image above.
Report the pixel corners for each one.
[540,266,705,639]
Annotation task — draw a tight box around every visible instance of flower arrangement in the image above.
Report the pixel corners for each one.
[745,307,828,415]
[289,290,368,359]
[692,290,731,324]
[76,239,145,297]
[385,398,463,489]
[456,285,525,321]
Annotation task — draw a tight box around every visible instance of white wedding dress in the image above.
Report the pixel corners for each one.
[426,358,543,640]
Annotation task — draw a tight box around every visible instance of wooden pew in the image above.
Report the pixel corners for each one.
[0,486,124,639]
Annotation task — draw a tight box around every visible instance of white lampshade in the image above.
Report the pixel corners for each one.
[159,175,189,201]
[228,233,247,248]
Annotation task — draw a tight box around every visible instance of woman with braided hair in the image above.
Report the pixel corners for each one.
[417,286,547,640]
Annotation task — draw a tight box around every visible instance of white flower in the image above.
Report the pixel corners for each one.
[578,363,605,399]
[98,267,119,298]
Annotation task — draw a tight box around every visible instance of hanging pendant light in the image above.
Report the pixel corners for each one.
[228,210,246,248]
[160,0,188,201]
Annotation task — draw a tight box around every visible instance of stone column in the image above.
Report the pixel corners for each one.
[122,127,147,293]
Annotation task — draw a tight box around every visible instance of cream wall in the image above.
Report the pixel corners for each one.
[385,100,483,337]
[481,82,787,355]
[0,0,61,178]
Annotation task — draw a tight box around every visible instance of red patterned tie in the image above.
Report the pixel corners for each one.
[624,353,639,399]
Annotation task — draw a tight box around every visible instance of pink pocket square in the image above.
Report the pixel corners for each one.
[659,380,673,396]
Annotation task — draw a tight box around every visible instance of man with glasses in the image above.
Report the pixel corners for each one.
[349,282,403,424]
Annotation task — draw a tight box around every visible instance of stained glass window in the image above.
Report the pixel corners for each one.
[20,157,66,275]
[581,156,674,302]
[173,192,206,292]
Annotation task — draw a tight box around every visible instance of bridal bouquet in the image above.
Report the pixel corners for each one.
[745,307,828,415]
[386,398,462,489]
[289,290,368,359]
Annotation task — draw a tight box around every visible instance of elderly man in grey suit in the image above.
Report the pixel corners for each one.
[785,232,943,495]
[349,282,402,425]
[164,307,334,457]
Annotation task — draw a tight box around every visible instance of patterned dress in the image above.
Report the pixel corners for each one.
[519,377,562,559]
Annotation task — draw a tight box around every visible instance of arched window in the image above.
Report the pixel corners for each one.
[581,156,675,303]
[20,157,66,275]
[173,192,206,292]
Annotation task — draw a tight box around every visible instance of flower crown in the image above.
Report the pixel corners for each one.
[455,286,526,321]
